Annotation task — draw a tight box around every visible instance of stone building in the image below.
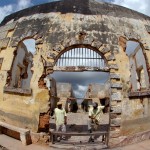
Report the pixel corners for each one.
[85,82,110,112]
[0,0,150,147]
[56,82,75,108]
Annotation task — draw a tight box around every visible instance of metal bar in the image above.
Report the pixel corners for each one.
[60,54,62,66]
[78,48,79,66]
[71,49,73,66]
[55,47,106,68]
[77,48,78,66]
[96,53,98,67]
[57,59,60,66]
[79,48,80,66]
[89,49,91,66]
[63,52,65,66]
[82,48,83,66]
[74,48,75,66]
[88,48,90,66]
[69,50,71,66]
[66,51,69,66]
[61,53,65,66]
[60,57,102,59]
[84,48,86,66]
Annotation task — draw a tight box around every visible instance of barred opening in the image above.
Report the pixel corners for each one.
[55,47,106,69]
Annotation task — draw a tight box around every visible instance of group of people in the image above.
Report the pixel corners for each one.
[53,101,104,142]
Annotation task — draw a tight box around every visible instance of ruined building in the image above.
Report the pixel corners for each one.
[0,0,150,147]
[56,82,75,110]
[85,82,110,112]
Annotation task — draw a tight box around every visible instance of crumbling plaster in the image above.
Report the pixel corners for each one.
[0,0,150,146]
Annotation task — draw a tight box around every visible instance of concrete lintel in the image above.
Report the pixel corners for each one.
[111,92,122,101]
[110,73,120,79]
[108,64,119,70]
[3,86,32,95]
[53,66,110,72]
[129,90,150,98]
[111,83,122,89]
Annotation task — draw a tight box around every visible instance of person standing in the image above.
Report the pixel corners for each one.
[87,102,104,142]
[54,102,67,141]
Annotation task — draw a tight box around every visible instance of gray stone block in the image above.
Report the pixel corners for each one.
[0,31,8,40]
[92,41,102,48]
[0,22,17,32]
[101,47,110,54]
[110,105,122,113]
[111,92,122,100]
[111,118,121,126]
[0,38,10,49]
[143,45,150,50]
[110,73,120,79]
[45,62,54,67]
[145,25,150,33]
[111,83,122,89]
[106,54,115,61]
[108,64,119,70]
[47,52,57,59]
[83,37,93,45]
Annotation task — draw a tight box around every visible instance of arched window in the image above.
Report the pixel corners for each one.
[55,47,106,69]
[126,41,149,91]
[8,39,35,90]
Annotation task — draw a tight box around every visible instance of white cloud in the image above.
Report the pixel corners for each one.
[77,85,87,91]
[0,5,13,23]
[0,0,149,23]
[112,0,150,16]
[74,85,87,98]
[0,0,32,23]
[17,0,32,11]
[74,90,83,98]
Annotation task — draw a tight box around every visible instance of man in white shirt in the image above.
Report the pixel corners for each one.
[87,102,104,142]
[54,102,67,141]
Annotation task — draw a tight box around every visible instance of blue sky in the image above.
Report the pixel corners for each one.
[0,0,149,98]
[0,0,58,6]
[0,0,149,23]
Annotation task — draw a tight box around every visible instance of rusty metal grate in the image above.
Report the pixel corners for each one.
[56,48,106,68]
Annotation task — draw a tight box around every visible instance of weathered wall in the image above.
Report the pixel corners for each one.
[129,46,149,90]
[0,0,150,146]
[57,83,73,98]
[85,83,110,100]
[56,82,74,108]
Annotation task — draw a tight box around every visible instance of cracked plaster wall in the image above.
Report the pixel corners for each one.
[0,5,150,146]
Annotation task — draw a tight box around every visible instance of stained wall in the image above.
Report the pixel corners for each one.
[0,0,150,146]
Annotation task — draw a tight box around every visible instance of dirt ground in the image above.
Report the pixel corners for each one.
[0,145,8,150]
[50,108,109,144]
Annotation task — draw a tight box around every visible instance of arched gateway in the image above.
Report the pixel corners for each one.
[0,0,150,148]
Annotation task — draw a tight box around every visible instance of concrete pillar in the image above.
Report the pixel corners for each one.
[20,133,27,145]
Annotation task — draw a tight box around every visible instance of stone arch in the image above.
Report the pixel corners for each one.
[119,36,150,91]
[53,44,109,70]
[48,43,113,140]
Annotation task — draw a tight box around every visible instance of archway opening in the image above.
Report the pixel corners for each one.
[4,38,35,95]
[47,45,110,143]
[125,40,149,92]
